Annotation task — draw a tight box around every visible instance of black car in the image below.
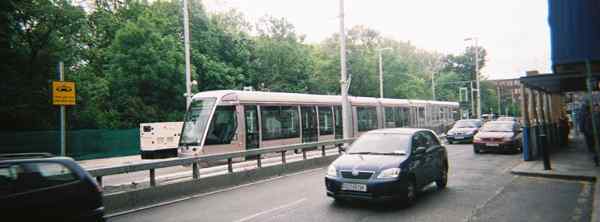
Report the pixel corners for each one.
[446,119,483,144]
[325,128,448,205]
[0,153,105,222]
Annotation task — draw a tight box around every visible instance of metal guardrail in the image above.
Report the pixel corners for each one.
[88,139,354,187]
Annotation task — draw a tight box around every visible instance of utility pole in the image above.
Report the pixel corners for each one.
[183,0,192,109]
[497,85,501,115]
[377,47,391,98]
[470,81,475,118]
[465,37,481,118]
[339,0,352,139]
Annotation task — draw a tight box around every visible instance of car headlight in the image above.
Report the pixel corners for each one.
[326,165,337,177]
[447,131,455,136]
[503,136,513,142]
[377,168,401,179]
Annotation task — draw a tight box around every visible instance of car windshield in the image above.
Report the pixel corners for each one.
[179,98,217,146]
[347,133,410,155]
[454,121,480,128]
[480,122,514,132]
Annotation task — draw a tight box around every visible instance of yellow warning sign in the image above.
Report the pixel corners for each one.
[52,81,76,105]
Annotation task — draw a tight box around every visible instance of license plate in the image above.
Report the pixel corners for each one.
[486,143,499,147]
[341,183,367,192]
[455,136,464,139]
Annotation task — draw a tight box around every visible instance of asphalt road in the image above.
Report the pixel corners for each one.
[109,143,594,222]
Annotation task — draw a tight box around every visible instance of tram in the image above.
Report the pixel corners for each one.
[168,90,459,158]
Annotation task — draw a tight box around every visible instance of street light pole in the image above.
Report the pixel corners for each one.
[339,0,352,139]
[183,0,192,109]
[475,38,481,118]
[377,47,391,98]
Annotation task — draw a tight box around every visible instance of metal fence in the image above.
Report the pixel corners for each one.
[88,139,354,187]
[0,128,139,160]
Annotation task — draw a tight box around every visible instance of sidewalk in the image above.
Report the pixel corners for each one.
[511,134,600,222]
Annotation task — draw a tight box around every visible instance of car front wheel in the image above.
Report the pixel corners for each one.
[436,163,448,189]
[403,179,417,206]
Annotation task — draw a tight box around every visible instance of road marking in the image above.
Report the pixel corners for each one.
[106,168,323,218]
[233,198,307,222]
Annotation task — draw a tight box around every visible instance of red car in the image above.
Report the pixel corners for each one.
[473,121,522,154]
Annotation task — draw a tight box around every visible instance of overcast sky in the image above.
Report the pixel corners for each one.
[204,0,552,80]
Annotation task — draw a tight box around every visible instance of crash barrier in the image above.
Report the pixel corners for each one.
[0,128,139,160]
[87,139,354,215]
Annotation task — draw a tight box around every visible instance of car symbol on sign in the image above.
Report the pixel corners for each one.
[56,85,72,92]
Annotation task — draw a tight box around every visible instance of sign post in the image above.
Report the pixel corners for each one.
[52,62,76,156]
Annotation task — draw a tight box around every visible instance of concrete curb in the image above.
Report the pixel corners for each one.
[595,181,600,222]
[103,154,339,216]
[510,169,597,182]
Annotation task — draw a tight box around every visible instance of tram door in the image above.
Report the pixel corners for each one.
[301,106,318,143]
[244,105,260,150]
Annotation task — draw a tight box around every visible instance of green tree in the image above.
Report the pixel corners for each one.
[101,1,185,128]
[0,0,87,131]
[249,16,314,93]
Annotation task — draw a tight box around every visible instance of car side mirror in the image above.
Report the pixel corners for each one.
[414,146,426,154]
[339,146,347,153]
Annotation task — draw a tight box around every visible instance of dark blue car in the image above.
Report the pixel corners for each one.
[0,153,105,221]
[325,128,448,206]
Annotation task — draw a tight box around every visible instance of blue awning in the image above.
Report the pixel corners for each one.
[549,0,600,66]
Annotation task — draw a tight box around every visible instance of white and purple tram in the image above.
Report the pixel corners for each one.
[171,90,459,158]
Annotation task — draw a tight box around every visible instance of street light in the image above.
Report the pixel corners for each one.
[183,0,192,109]
[377,47,392,98]
[339,0,352,140]
[464,37,481,118]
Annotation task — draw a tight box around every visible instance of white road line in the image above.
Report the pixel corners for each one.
[233,198,307,222]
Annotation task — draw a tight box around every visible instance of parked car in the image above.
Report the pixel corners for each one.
[496,116,517,122]
[473,121,523,154]
[325,128,448,206]
[0,153,105,222]
[481,114,497,122]
[446,119,483,144]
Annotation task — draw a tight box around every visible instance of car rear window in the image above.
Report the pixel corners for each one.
[0,162,79,196]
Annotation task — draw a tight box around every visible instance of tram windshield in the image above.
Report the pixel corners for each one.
[179,98,217,146]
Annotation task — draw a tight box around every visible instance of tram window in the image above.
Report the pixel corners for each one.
[384,107,396,128]
[357,107,378,132]
[418,107,425,119]
[318,107,333,135]
[383,107,404,127]
[261,106,300,140]
[394,108,402,127]
[334,106,342,139]
[205,106,238,145]
[401,108,409,126]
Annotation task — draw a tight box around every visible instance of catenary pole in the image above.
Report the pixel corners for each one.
[339,0,352,140]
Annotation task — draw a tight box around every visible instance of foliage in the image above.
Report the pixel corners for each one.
[0,0,87,130]
[1,0,497,130]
